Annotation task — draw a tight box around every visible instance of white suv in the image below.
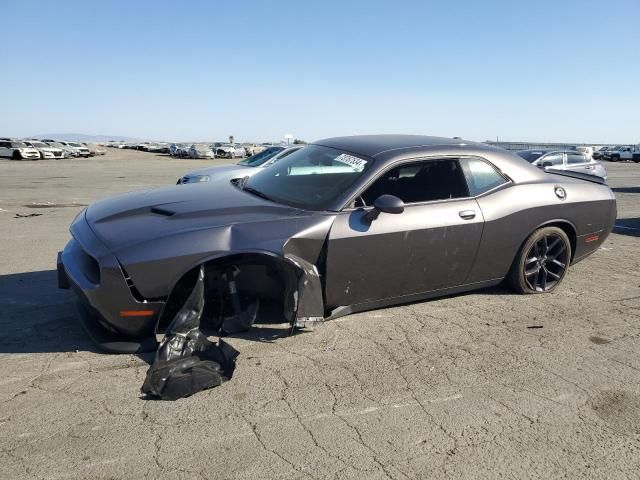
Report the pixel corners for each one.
[0,140,41,160]
[24,140,64,159]
[62,141,91,157]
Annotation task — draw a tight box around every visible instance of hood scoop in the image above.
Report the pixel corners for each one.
[150,207,176,217]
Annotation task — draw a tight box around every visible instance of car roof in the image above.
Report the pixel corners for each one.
[312,134,552,186]
[312,134,472,158]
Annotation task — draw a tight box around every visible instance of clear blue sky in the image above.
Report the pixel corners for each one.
[1,0,638,143]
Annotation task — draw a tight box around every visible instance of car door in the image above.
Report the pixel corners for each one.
[0,142,9,157]
[565,152,594,174]
[324,157,484,309]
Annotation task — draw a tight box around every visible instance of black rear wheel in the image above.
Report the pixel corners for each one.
[12,150,22,160]
[508,226,571,294]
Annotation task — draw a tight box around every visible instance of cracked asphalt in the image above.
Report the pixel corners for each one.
[1,150,639,479]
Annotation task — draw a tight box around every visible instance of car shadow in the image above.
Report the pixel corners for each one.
[0,269,300,355]
[612,187,640,194]
[614,218,640,237]
[0,269,100,354]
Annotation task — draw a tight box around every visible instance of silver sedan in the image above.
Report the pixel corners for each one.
[517,150,607,181]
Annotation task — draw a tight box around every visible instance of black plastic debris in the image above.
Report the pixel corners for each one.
[141,266,239,401]
[219,266,259,335]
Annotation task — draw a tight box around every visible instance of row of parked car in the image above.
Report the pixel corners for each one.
[512,144,640,182]
[107,141,276,159]
[592,145,640,162]
[108,142,170,153]
[168,142,279,159]
[169,143,247,159]
[0,138,107,160]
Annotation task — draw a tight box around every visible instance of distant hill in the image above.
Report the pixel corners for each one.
[31,133,146,143]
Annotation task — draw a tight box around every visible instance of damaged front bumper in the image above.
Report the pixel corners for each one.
[58,214,164,353]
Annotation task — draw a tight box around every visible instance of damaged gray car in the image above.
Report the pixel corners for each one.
[58,135,616,353]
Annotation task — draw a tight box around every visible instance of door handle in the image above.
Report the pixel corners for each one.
[584,165,593,169]
[459,210,476,220]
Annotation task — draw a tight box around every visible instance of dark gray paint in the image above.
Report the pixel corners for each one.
[59,135,616,351]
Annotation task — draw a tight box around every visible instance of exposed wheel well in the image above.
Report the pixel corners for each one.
[157,253,299,331]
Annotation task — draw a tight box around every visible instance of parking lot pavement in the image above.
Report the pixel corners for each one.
[1,150,639,479]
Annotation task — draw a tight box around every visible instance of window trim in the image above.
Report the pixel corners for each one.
[460,156,513,198]
[341,155,512,212]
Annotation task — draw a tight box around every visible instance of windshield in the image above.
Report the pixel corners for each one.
[68,142,82,147]
[516,151,547,163]
[237,146,284,166]
[11,142,27,148]
[48,142,64,148]
[31,142,48,148]
[244,145,373,211]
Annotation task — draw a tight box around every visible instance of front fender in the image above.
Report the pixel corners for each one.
[117,215,335,319]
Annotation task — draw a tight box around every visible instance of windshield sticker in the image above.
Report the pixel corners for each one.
[334,153,368,172]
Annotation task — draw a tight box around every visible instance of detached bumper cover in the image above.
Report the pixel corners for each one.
[58,213,164,353]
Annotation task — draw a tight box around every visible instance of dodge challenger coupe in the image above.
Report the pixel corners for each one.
[58,135,616,353]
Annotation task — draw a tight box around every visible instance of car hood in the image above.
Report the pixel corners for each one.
[84,180,308,253]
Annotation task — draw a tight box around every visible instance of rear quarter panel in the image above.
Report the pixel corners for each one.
[466,178,615,283]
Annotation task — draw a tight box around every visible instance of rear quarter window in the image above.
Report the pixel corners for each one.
[567,153,587,165]
[462,158,508,196]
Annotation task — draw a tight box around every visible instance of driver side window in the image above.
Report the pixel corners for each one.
[360,159,469,206]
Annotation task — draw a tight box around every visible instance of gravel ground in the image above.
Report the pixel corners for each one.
[1,150,639,479]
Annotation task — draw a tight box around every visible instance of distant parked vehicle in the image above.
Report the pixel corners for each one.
[0,140,41,160]
[177,145,302,184]
[242,144,266,156]
[169,143,183,156]
[517,149,607,181]
[606,145,638,162]
[189,143,215,159]
[592,146,611,160]
[94,144,107,155]
[214,143,245,158]
[176,144,191,157]
[144,143,170,153]
[24,140,64,159]
[41,141,74,158]
[575,146,597,160]
[81,142,98,156]
[58,141,91,158]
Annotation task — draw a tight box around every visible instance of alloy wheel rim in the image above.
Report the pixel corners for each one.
[524,234,569,292]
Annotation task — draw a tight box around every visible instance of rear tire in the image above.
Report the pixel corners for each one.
[507,226,571,294]
[609,155,619,162]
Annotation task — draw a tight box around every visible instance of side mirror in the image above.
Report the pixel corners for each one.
[540,161,553,168]
[364,194,405,222]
